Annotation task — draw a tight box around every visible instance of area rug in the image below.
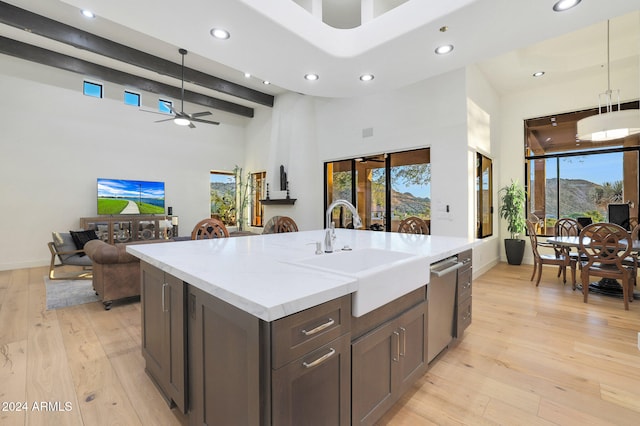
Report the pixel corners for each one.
[44,276,100,310]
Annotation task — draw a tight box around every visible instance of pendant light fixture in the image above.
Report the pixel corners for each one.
[576,20,640,142]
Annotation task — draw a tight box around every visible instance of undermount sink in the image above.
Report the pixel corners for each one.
[290,248,430,317]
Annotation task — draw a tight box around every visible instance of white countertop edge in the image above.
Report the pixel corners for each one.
[130,249,358,321]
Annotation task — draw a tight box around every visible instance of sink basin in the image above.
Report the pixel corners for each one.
[291,248,430,317]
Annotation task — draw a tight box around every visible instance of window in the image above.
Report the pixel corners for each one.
[210,171,236,226]
[83,81,102,98]
[525,102,640,235]
[324,148,431,232]
[124,91,140,106]
[159,99,173,114]
[476,153,493,238]
[251,171,266,227]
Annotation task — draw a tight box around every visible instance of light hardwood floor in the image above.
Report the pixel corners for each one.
[1,263,638,425]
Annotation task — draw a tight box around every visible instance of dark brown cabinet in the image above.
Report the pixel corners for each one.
[271,295,351,426]
[272,334,351,425]
[351,301,428,426]
[455,250,473,338]
[187,285,262,426]
[140,262,186,413]
[187,284,351,426]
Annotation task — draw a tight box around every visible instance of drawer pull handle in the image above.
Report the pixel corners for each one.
[301,318,335,336]
[162,282,169,313]
[399,327,406,357]
[302,348,336,369]
[393,331,400,362]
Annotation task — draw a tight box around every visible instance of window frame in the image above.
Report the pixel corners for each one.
[83,80,103,98]
[124,90,141,107]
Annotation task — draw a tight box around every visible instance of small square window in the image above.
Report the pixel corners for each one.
[83,81,103,98]
[124,91,140,107]
[159,99,173,114]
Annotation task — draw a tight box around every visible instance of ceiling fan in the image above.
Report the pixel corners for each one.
[356,155,385,163]
[150,48,220,128]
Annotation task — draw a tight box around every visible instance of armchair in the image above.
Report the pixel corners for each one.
[48,232,93,280]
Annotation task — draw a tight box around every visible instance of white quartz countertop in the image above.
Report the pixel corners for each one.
[126,229,476,321]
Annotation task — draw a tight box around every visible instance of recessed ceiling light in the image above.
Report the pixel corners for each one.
[244,72,251,78]
[435,44,454,55]
[533,71,545,77]
[359,74,374,82]
[552,0,581,12]
[304,74,319,81]
[210,28,230,40]
[81,9,95,19]
[263,80,270,85]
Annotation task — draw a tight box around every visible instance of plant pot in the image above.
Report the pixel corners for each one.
[504,238,525,265]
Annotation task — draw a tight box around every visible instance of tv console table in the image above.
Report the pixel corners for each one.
[80,215,177,244]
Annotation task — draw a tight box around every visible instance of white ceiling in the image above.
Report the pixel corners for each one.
[2,0,639,103]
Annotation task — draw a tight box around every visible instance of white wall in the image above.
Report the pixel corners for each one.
[0,55,247,270]
[465,64,502,274]
[314,69,470,237]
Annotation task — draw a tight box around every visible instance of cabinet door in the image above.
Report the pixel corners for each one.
[272,333,351,426]
[141,263,169,395]
[188,286,261,426]
[141,264,186,413]
[166,273,186,413]
[396,302,428,396]
[351,320,397,426]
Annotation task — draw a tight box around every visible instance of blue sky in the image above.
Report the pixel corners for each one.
[552,152,622,184]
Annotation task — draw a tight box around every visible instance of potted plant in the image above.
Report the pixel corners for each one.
[499,179,526,265]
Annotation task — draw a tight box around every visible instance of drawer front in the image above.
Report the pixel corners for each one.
[456,296,472,337]
[457,267,472,301]
[272,295,351,369]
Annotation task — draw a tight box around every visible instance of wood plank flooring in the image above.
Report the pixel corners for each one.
[0,263,638,425]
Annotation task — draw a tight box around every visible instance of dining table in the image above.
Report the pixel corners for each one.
[545,235,640,300]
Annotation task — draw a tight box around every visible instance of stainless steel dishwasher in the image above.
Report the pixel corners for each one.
[428,255,464,363]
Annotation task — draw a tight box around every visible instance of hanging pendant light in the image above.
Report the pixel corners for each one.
[576,20,640,142]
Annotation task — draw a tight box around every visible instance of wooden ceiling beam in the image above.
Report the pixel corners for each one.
[0,36,255,118]
[0,1,274,108]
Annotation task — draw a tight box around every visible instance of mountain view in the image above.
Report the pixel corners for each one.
[391,189,431,217]
[542,177,622,221]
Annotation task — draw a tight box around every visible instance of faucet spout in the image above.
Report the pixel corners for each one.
[325,199,363,229]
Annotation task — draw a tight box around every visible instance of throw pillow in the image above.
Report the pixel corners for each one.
[69,230,99,256]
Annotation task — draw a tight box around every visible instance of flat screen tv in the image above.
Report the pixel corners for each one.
[97,178,165,215]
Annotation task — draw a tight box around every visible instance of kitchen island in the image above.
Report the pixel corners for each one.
[127,229,475,426]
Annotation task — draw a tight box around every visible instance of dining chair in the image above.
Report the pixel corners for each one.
[578,222,635,310]
[398,216,430,234]
[274,216,299,233]
[553,218,583,286]
[191,218,230,239]
[527,220,575,287]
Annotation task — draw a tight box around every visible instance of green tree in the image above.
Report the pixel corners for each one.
[590,180,623,208]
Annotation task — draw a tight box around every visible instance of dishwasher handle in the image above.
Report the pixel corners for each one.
[430,260,464,277]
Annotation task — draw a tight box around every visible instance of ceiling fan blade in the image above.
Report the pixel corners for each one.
[140,108,168,115]
[190,111,212,118]
[155,117,176,123]
[188,121,196,129]
[191,117,220,125]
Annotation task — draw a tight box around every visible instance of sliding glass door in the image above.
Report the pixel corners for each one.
[325,148,430,232]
